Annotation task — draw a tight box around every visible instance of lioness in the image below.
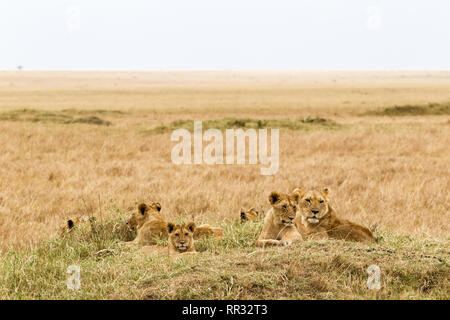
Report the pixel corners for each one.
[127,202,224,245]
[240,207,260,223]
[294,187,375,243]
[167,222,197,254]
[256,191,303,247]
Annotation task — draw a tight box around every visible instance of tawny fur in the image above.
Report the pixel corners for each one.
[240,207,260,223]
[194,224,224,239]
[128,202,168,245]
[59,216,95,236]
[256,191,303,247]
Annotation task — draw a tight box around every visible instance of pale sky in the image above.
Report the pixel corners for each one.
[1,0,449,70]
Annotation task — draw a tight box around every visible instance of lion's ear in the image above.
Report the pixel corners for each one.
[291,192,301,203]
[322,187,330,198]
[154,202,162,212]
[67,219,74,229]
[167,222,175,233]
[240,208,246,221]
[250,208,259,216]
[269,192,281,205]
[187,222,196,233]
[292,187,304,199]
[138,203,147,215]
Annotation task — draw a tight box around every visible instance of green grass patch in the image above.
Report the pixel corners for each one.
[0,214,448,299]
[0,109,122,126]
[59,109,127,116]
[363,102,450,116]
[144,117,343,134]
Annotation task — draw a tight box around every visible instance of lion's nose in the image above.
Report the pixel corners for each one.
[288,217,294,221]
[311,210,319,215]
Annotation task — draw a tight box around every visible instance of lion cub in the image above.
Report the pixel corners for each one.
[240,208,260,223]
[59,216,96,236]
[167,222,197,254]
[129,202,167,246]
[256,191,303,247]
[60,217,86,235]
[294,188,375,243]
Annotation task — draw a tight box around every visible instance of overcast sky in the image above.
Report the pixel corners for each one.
[1,0,449,70]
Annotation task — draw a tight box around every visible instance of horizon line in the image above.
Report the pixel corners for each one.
[2,69,450,72]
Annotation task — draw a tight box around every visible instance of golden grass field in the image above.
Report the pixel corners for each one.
[0,71,448,299]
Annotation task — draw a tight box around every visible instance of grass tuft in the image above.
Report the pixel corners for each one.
[363,102,450,116]
[0,109,116,126]
[144,117,343,134]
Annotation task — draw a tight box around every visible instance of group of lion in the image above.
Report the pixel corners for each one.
[252,187,375,248]
[61,187,375,255]
[126,202,224,254]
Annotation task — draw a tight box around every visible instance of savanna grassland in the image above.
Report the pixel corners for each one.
[0,71,448,299]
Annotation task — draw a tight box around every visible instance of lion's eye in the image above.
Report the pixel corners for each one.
[319,200,324,203]
[282,205,287,210]
[175,233,179,237]
[305,199,311,203]
[184,233,188,236]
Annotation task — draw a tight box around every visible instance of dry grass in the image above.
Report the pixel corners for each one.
[0,71,448,299]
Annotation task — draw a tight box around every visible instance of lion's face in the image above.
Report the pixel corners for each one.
[167,222,195,252]
[127,202,161,231]
[297,188,330,224]
[240,208,259,223]
[269,191,300,226]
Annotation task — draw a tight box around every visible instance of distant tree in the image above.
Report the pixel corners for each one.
[17,65,23,71]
